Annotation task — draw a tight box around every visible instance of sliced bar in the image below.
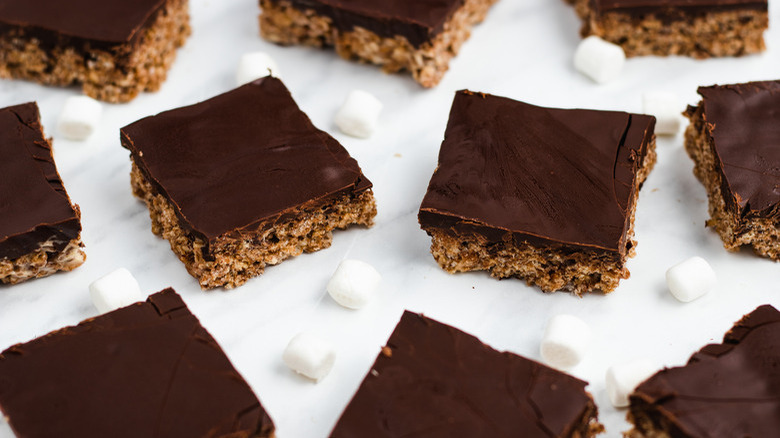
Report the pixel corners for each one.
[0,0,191,102]
[122,76,376,289]
[0,102,85,284]
[259,0,499,87]
[419,90,656,294]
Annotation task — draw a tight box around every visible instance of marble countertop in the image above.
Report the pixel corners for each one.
[1,0,779,436]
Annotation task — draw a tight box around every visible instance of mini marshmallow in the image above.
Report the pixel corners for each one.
[643,91,682,135]
[89,268,144,314]
[334,90,383,138]
[327,259,381,309]
[540,314,592,370]
[574,36,625,84]
[236,52,280,86]
[666,256,716,302]
[58,96,102,141]
[282,332,336,382]
[606,359,659,407]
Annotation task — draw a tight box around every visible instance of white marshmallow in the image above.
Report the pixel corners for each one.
[236,52,280,86]
[643,92,682,136]
[606,359,659,407]
[574,36,625,84]
[89,268,144,314]
[282,332,336,382]
[327,259,381,309]
[58,96,102,141]
[334,90,383,138]
[540,314,592,370]
[666,256,716,302]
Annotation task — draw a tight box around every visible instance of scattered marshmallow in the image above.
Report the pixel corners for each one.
[643,92,682,135]
[540,314,592,370]
[236,52,280,85]
[282,332,336,382]
[58,96,102,141]
[89,268,144,314]
[666,256,716,303]
[334,90,383,138]
[606,359,659,407]
[327,259,381,309]
[574,36,625,84]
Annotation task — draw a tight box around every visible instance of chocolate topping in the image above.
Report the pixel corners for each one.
[276,0,465,47]
[0,288,275,437]
[0,0,167,52]
[330,311,599,437]
[630,305,780,437]
[0,102,81,260]
[121,76,371,245]
[419,90,655,255]
[593,0,767,15]
[696,80,780,220]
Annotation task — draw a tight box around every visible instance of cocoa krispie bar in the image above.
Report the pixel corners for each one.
[684,81,780,261]
[122,76,376,289]
[573,0,767,58]
[0,0,190,102]
[419,91,656,294]
[0,102,85,285]
[0,288,276,437]
[259,0,498,88]
[627,305,780,437]
[331,311,604,437]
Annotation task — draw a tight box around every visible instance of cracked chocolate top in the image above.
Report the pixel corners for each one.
[696,80,780,219]
[630,305,780,437]
[0,102,81,260]
[0,0,168,51]
[278,0,465,47]
[0,288,275,437]
[593,0,766,14]
[121,76,371,245]
[330,311,599,437]
[419,90,655,255]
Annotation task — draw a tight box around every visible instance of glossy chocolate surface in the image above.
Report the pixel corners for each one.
[0,102,81,260]
[121,76,371,244]
[630,305,780,437]
[330,311,598,437]
[419,90,655,255]
[0,0,167,51]
[0,288,275,437]
[280,0,464,47]
[698,80,780,219]
[594,0,766,14]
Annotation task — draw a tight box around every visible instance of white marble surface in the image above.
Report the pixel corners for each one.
[1,0,780,436]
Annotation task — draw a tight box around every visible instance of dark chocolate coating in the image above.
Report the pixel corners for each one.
[0,102,81,260]
[275,0,464,47]
[330,311,598,437]
[630,305,780,437]
[419,90,655,255]
[0,288,275,437]
[697,80,780,219]
[121,76,371,246]
[593,0,766,14]
[0,0,167,52]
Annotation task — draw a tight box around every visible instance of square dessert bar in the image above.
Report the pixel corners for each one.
[684,81,780,260]
[573,0,768,58]
[259,0,499,88]
[627,305,780,437]
[419,91,657,294]
[0,0,190,102]
[330,311,604,437]
[0,288,275,437]
[0,102,85,284]
[122,76,376,289]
